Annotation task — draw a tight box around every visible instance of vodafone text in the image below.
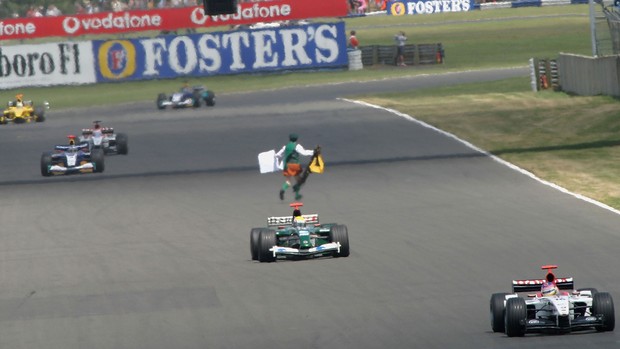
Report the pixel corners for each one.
[0,21,36,36]
[189,4,291,25]
[63,12,162,34]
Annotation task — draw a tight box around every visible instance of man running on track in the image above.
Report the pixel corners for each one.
[276,133,314,201]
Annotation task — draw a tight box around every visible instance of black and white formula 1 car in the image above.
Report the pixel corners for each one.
[41,136,105,176]
[156,86,215,110]
[250,202,349,262]
[78,120,128,155]
[490,265,615,337]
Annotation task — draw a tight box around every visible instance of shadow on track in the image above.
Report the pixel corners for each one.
[0,151,486,187]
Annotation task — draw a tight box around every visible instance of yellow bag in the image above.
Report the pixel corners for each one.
[309,154,324,174]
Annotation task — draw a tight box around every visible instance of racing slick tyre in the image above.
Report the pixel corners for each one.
[250,228,262,261]
[490,293,510,333]
[205,91,215,106]
[40,152,52,177]
[258,229,277,263]
[0,116,6,124]
[192,91,202,108]
[91,149,105,173]
[329,224,350,258]
[593,292,615,332]
[157,93,167,110]
[116,133,129,155]
[34,107,45,122]
[505,297,527,337]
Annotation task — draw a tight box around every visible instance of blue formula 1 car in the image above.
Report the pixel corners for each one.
[250,202,350,262]
[40,136,105,177]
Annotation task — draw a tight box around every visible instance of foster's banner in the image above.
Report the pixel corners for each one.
[0,1,348,41]
[387,0,473,15]
[93,22,347,82]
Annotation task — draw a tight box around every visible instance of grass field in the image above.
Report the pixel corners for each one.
[360,77,620,210]
[5,5,620,210]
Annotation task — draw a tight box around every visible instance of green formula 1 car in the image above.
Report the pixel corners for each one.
[250,202,350,263]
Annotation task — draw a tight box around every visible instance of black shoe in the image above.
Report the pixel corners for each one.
[279,190,285,200]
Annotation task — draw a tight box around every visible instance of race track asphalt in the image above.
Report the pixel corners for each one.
[1,67,619,349]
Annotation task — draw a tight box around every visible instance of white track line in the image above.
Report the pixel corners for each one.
[340,98,620,216]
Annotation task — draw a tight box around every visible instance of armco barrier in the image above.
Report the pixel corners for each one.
[557,53,620,97]
[479,0,586,10]
[533,57,560,91]
[359,43,443,66]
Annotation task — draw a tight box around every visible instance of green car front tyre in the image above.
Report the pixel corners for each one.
[250,228,262,261]
[329,224,350,258]
[258,229,277,263]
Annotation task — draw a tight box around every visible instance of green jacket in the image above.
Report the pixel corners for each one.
[284,141,300,168]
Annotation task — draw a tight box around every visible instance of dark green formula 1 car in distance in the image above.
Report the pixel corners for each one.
[250,202,350,263]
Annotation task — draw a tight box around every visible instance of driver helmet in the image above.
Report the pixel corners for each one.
[93,122,101,130]
[68,135,76,146]
[541,282,559,297]
[15,94,23,107]
[181,81,191,92]
[293,215,306,227]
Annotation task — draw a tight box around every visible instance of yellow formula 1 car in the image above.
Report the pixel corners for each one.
[1,94,48,125]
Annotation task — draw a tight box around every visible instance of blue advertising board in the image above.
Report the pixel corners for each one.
[92,22,348,82]
[387,0,473,15]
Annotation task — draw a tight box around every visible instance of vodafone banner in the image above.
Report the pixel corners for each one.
[0,1,348,41]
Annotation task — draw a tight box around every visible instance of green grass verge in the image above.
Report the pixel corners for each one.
[358,77,620,210]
